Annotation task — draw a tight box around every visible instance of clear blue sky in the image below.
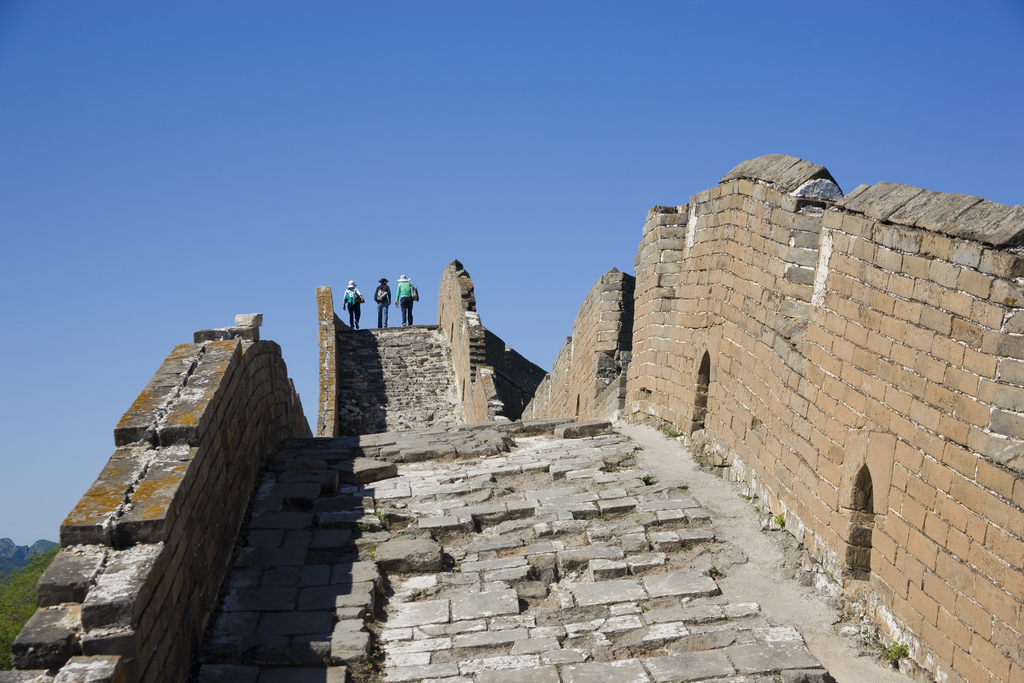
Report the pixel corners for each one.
[1,1,1022,546]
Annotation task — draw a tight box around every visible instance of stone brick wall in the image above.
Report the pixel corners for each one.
[524,269,634,422]
[10,329,310,682]
[437,259,546,422]
[625,154,1024,683]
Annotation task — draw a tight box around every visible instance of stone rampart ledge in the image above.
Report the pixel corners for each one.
[11,330,310,680]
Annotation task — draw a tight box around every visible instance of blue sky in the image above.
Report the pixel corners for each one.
[1,1,1021,545]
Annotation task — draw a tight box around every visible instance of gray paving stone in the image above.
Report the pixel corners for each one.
[620,533,650,553]
[635,498,698,513]
[250,512,314,530]
[235,546,309,568]
[675,528,715,544]
[331,627,371,663]
[557,546,624,572]
[644,605,725,625]
[626,553,666,575]
[222,587,297,612]
[419,516,465,532]
[476,665,560,683]
[258,668,348,683]
[388,599,450,628]
[648,531,681,552]
[375,538,442,573]
[451,589,519,621]
[572,579,646,606]
[452,628,529,649]
[311,528,353,549]
[562,659,651,683]
[258,611,333,637]
[9,607,78,670]
[332,561,381,585]
[197,664,259,683]
[642,571,720,599]
[385,663,462,679]
[598,498,638,515]
[725,641,821,674]
[461,557,527,573]
[510,637,560,654]
[485,565,533,583]
[458,654,541,675]
[643,651,735,681]
[589,559,627,581]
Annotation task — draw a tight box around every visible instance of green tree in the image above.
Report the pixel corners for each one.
[0,548,58,670]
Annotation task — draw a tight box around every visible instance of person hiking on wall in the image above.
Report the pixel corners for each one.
[395,274,418,327]
[342,281,363,329]
[374,278,392,329]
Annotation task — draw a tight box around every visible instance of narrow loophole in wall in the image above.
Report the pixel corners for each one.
[691,352,711,433]
[846,465,874,580]
[575,395,580,417]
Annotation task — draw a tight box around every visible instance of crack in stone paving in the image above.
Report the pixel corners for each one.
[197,424,833,683]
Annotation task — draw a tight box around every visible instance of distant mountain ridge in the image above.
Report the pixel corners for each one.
[0,538,58,576]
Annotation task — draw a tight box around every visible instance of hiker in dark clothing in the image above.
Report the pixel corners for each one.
[374,278,392,328]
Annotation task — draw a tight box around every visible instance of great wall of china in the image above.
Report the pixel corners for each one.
[4,154,1022,683]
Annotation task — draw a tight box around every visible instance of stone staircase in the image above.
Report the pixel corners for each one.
[334,326,463,436]
[196,421,833,683]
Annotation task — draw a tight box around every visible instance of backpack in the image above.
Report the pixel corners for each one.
[411,284,419,302]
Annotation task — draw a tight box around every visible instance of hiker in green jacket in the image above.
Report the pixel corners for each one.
[395,275,417,327]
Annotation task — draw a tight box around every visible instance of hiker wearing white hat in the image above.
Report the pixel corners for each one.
[342,280,363,329]
[394,275,418,327]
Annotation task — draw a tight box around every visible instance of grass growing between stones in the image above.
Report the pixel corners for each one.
[0,547,58,669]
[882,642,909,668]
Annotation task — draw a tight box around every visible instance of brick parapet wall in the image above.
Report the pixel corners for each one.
[625,154,1024,683]
[12,336,310,682]
[524,269,634,421]
[438,259,546,422]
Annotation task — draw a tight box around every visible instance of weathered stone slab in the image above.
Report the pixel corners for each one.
[249,512,314,530]
[60,450,147,546]
[626,553,666,575]
[590,559,628,581]
[476,665,560,683]
[37,547,107,607]
[331,626,371,663]
[459,655,541,675]
[643,651,735,681]
[557,547,624,573]
[642,571,720,599]
[197,665,259,683]
[80,544,161,630]
[598,498,637,515]
[561,659,651,683]
[648,531,681,552]
[452,628,529,649]
[554,421,613,439]
[461,557,527,573]
[0,672,54,683]
[310,528,352,549]
[51,655,124,683]
[450,589,519,621]
[10,606,79,670]
[572,580,646,607]
[336,458,398,485]
[725,641,821,674]
[223,587,298,612]
[675,528,715,544]
[384,663,460,682]
[388,599,450,628]
[374,538,442,573]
